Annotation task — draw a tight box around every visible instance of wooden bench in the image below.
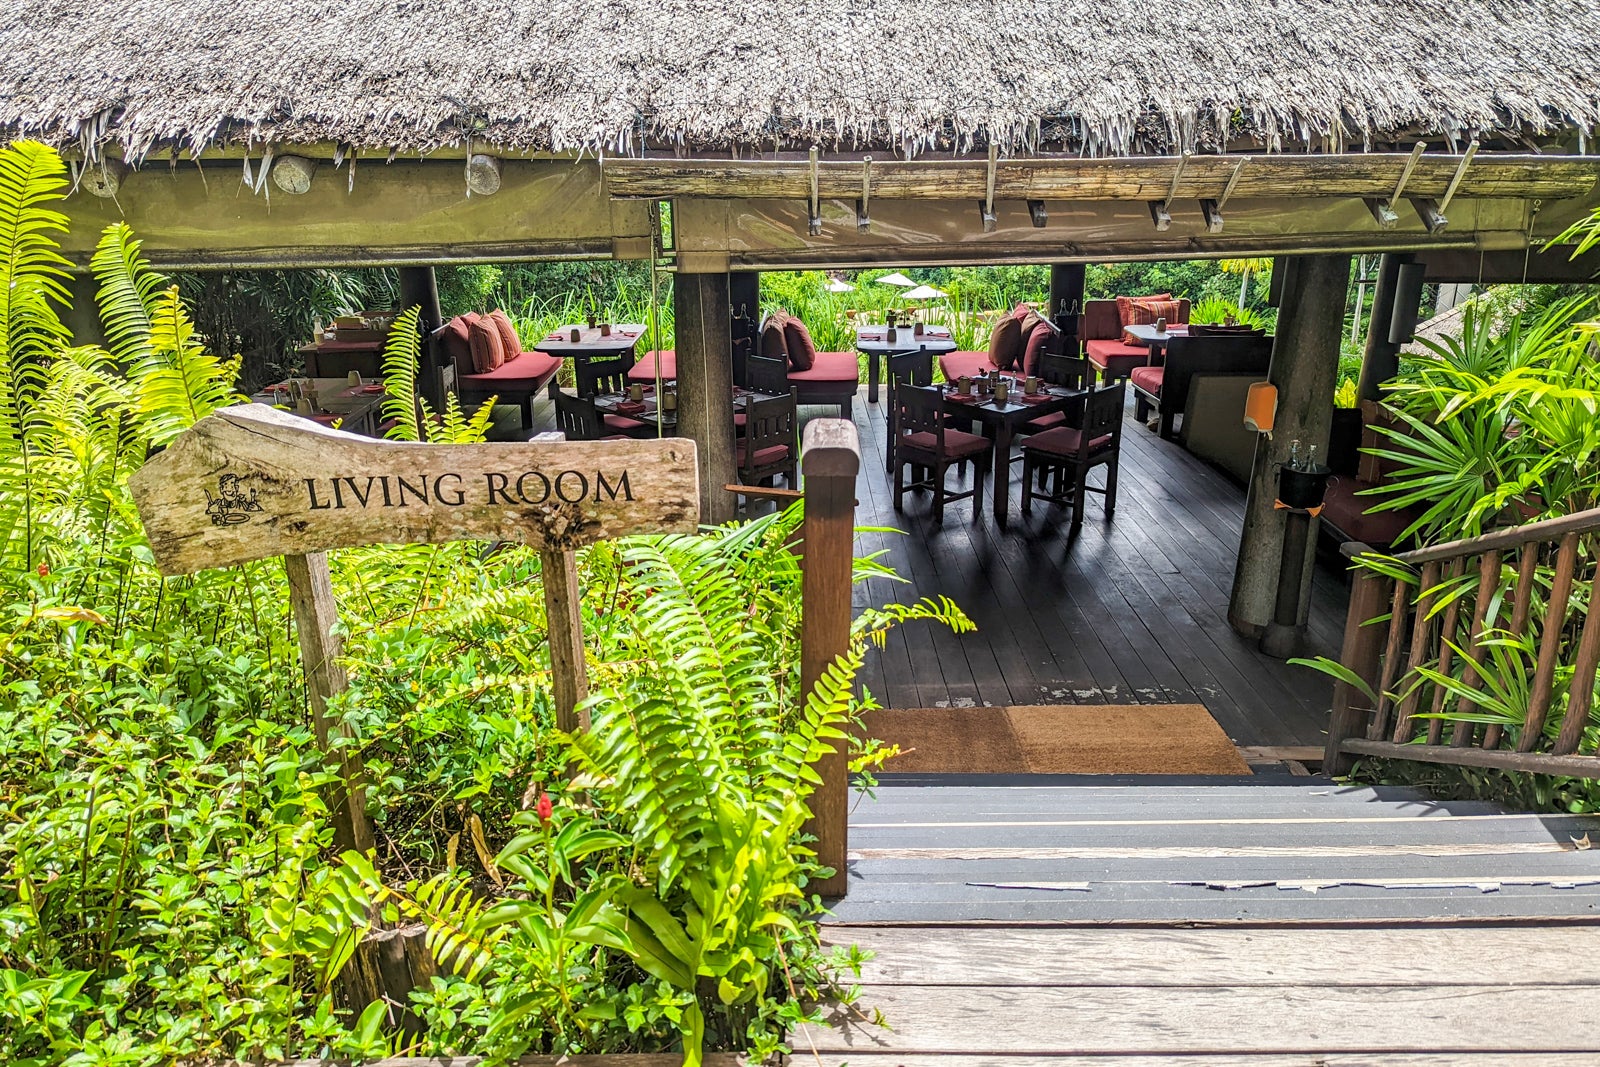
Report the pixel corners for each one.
[1129,333,1272,440]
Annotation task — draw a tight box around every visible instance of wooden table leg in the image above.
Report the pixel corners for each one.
[992,420,1014,528]
[866,350,881,403]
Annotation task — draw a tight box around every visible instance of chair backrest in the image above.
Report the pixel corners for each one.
[1188,323,1266,336]
[573,351,636,398]
[552,388,605,440]
[1160,334,1273,413]
[888,349,934,388]
[747,353,791,396]
[741,391,798,472]
[896,384,946,441]
[1036,352,1090,390]
[1080,381,1126,446]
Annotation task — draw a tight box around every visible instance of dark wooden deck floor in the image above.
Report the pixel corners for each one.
[515,386,1348,748]
[840,389,1348,749]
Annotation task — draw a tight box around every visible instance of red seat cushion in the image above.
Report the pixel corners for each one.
[1129,365,1165,394]
[458,349,561,389]
[1085,338,1155,369]
[783,318,817,372]
[628,349,676,382]
[736,441,791,466]
[786,350,859,383]
[1021,409,1069,431]
[902,428,990,460]
[939,350,998,381]
[603,414,650,435]
[1321,475,1421,546]
[1024,425,1113,457]
[467,316,506,373]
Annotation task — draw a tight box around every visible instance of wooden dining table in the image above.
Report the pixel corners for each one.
[533,323,647,359]
[855,325,957,403]
[941,382,1088,528]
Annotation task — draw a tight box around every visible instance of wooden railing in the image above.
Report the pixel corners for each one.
[1325,508,1600,778]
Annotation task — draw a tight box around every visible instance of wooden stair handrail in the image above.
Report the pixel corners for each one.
[1385,505,1600,566]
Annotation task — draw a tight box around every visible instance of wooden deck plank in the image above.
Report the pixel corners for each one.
[827,925,1600,986]
[796,983,1600,1053]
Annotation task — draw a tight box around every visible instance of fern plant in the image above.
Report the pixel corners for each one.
[379,310,494,443]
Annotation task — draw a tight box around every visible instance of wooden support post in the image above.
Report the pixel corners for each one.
[674,270,737,524]
[1228,255,1351,638]
[1047,263,1086,321]
[60,272,107,349]
[1325,547,1391,776]
[729,270,760,388]
[1356,252,1413,402]
[398,266,446,410]
[284,551,376,856]
[799,419,859,899]
[539,547,590,733]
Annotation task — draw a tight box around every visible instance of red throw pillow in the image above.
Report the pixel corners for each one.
[1123,298,1183,344]
[1115,293,1173,330]
[988,314,1023,371]
[782,315,816,372]
[760,312,789,361]
[467,316,505,373]
[488,309,522,357]
[441,313,478,366]
[1021,319,1055,376]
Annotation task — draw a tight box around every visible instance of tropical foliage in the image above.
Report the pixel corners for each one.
[0,139,968,1065]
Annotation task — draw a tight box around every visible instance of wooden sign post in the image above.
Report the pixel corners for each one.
[130,404,701,851]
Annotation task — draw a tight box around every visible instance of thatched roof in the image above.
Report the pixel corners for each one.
[6,0,1600,162]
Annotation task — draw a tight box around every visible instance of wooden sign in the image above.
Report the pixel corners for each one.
[129,404,700,576]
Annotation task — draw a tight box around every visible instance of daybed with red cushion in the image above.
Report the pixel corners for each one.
[1127,330,1271,440]
[435,310,562,428]
[750,311,859,417]
[1319,400,1425,549]
[627,349,676,384]
[1081,296,1191,381]
[936,304,1060,383]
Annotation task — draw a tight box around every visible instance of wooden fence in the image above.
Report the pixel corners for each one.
[1325,507,1600,777]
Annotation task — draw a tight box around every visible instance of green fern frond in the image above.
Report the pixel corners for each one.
[90,222,168,366]
[380,308,424,441]
[133,287,243,445]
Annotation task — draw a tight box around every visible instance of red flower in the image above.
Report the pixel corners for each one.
[36,563,48,577]
[535,792,554,824]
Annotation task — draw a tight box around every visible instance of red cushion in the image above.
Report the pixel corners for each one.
[735,441,791,466]
[1021,321,1055,377]
[902,428,990,460]
[488,309,522,358]
[1322,475,1421,546]
[939,351,999,381]
[603,414,648,433]
[783,317,817,372]
[1085,338,1155,369]
[442,313,478,366]
[628,349,676,382]
[467,317,506,373]
[1124,299,1183,344]
[1115,293,1172,329]
[458,349,561,388]
[760,313,789,361]
[1022,409,1068,431]
[1129,365,1165,394]
[786,350,859,383]
[988,315,1023,371]
[1024,425,1113,457]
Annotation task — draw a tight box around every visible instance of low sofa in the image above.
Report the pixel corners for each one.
[937,304,1061,383]
[750,310,860,417]
[435,310,562,427]
[1082,296,1192,381]
[1320,399,1426,549]
[1128,330,1271,440]
[628,349,675,385]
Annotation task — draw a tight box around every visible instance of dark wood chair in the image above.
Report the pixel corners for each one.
[885,349,934,473]
[1130,333,1272,440]
[1020,353,1091,436]
[573,351,636,399]
[1020,381,1125,535]
[736,389,799,490]
[746,353,790,397]
[552,388,627,442]
[892,384,992,523]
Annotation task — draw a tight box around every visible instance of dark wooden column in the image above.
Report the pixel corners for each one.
[674,270,737,523]
[1228,255,1351,638]
[728,271,760,387]
[1047,263,1085,318]
[398,267,446,409]
[1355,252,1412,402]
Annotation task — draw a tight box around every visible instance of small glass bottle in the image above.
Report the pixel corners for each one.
[1288,439,1303,471]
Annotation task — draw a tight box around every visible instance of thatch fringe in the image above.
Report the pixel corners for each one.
[4,0,1600,162]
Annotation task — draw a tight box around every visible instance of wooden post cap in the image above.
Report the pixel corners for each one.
[801,418,860,478]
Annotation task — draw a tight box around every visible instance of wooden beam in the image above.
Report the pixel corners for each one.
[604,154,1600,202]
[1356,252,1413,402]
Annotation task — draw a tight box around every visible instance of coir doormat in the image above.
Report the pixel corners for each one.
[869,704,1251,775]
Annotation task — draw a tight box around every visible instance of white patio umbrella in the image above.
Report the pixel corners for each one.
[901,283,947,300]
[877,272,917,287]
[825,276,856,292]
